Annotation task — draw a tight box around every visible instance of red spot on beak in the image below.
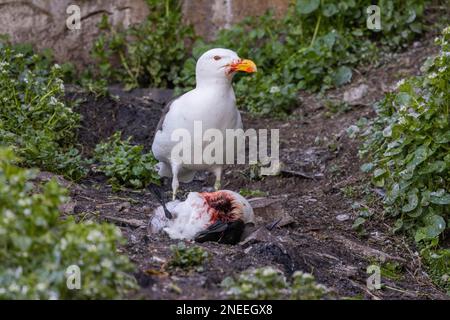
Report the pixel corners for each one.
[229,59,257,74]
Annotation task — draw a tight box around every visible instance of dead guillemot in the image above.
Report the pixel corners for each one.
[149,190,254,245]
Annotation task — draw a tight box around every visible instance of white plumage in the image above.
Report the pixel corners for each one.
[152,48,257,199]
[149,190,254,242]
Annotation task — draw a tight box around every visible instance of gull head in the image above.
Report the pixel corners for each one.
[195,48,257,86]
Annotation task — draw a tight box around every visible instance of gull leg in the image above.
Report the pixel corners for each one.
[213,166,222,191]
[171,163,181,200]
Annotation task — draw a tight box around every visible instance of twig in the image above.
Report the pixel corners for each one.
[281,169,315,180]
[102,215,145,228]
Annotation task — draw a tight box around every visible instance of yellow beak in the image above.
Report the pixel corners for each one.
[230,59,257,73]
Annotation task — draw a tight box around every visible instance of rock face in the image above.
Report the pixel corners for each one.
[0,0,289,65]
[0,0,149,67]
[182,0,289,40]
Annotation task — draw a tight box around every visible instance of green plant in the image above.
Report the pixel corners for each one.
[221,266,328,300]
[359,27,449,244]
[94,132,160,190]
[239,188,267,197]
[290,271,329,300]
[380,262,404,281]
[0,39,89,180]
[0,148,137,299]
[176,0,429,116]
[168,242,209,269]
[421,247,450,294]
[90,0,195,90]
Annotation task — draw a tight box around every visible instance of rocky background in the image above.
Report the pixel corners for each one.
[0,0,288,65]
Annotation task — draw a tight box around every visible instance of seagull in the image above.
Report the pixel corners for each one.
[149,190,254,245]
[151,48,257,200]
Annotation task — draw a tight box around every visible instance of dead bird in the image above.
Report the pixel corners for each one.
[149,190,254,245]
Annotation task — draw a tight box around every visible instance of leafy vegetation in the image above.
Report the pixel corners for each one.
[239,188,268,197]
[221,267,328,300]
[84,0,431,116]
[168,242,209,270]
[421,247,450,294]
[358,27,449,293]
[0,148,137,299]
[176,0,429,116]
[94,132,160,190]
[0,38,89,180]
[90,0,195,90]
[359,27,449,244]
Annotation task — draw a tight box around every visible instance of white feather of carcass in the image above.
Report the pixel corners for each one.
[150,190,254,240]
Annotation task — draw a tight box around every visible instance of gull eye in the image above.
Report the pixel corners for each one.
[213,55,222,61]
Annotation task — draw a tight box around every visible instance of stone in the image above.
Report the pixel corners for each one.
[59,201,76,214]
[336,214,350,222]
[248,197,295,228]
[239,227,276,247]
[343,84,369,104]
[182,0,289,40]
[118,201,131,212]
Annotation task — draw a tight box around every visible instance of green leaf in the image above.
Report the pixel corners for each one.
[414,215,446,242]
[402,189,418,212]
[386,183,400,204]
[395,92,411,106]
[296,0,320,14]
[435,130,450,143]
[409,145,428,167]
[393,219,403,232]
[373,168,386,178]
[430,190,450,205]
[360,163,374,173]
[405,9,416,24]
[322,3,338,17]
[382,125,392,137]
[407,206,422,218]
[418,161,446,175]
[352,217,366,229]
[332,66,352,86]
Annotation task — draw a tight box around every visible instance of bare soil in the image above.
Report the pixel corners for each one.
[50,35,448,300]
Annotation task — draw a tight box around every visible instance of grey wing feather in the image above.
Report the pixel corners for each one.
[155,93,185,133]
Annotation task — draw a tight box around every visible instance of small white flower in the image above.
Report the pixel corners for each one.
[87,230,104,242]
[398,116,407,125]
[8,283,20,292]
[269,86,280,94]
[4,209,15,220]
[60,238,68,250]
[394,79,406,90]
[49,96,58,105]
[301,273,314,280]
[18,198,32,206]
[101,259,113,269]
[87,244,98,252]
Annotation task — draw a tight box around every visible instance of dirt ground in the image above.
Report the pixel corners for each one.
[45,33,448,300]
